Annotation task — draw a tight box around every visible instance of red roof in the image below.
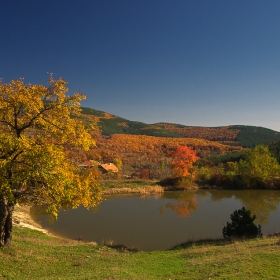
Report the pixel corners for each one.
[100,163,119,172]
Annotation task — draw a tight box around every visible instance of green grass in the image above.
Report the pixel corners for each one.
[1,226,280,279]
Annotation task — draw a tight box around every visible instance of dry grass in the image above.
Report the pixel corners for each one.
[102,185,164,195]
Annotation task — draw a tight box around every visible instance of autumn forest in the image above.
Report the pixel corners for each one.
[73,106,280,189]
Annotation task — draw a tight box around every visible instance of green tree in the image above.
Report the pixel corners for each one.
[0,76,102,247]
[114,158,123,171]
[223,206,262,239]
[238,145,280,188]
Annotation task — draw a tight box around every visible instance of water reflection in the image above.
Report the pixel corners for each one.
[233,190,280,224]
[31,190,280,251]
[196,190,280,224]
[166,191,198,217]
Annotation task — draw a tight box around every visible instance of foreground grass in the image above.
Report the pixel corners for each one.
[1,227,280,279]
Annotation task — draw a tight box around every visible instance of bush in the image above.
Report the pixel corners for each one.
[223,206,262,239]
[159,176,195,189]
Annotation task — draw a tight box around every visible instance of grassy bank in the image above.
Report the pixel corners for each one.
[100,179,160,190]
[1,225,280,279]
[100,179,165,195]
[99,179,199,195]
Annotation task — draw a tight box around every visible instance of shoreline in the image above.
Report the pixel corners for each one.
[13,185,278,242]
[13,186,164,235]
[13,204,51,235]
[13,205,98,245]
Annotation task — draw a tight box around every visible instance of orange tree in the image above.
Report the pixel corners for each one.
[169,146,199,177]
[0,75,101,247]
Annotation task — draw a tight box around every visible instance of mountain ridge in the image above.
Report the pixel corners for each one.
[80,107,280,148]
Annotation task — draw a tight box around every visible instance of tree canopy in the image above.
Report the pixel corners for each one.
[238,145,280,187]
[0,75,101,247]
[169,146,199,177]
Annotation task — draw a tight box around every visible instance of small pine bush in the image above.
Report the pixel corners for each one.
[223,206,262,239]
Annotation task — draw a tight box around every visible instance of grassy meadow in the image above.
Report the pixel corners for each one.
[1,225,280,279]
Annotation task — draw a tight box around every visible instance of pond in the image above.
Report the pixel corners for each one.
[31,189,280,251]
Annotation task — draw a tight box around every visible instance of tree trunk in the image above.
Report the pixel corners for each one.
[0,195,14,247]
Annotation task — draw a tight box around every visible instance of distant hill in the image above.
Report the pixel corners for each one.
[80,107,280,148]
[80,107,181,137]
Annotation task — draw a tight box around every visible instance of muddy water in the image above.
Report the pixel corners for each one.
[32,189,280,251]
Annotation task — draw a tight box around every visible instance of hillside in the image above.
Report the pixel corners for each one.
[80,107,181,138]
[88,134,244,175]
[81,107,280,148]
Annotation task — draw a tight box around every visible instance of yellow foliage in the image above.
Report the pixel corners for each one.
[0,75,101,217]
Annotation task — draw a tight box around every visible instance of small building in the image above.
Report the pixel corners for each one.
[79,160,119,175]
[99,163,119,174]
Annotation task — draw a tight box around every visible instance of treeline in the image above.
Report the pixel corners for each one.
[80,109,181,138]
[68,131,280,188]
[72,108,280,186]
[154,124,240,142]
[233,125,280,148]
[194,145,280,189]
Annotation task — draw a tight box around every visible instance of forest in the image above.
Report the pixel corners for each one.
[64,107,279,190]
[63,106,280,190]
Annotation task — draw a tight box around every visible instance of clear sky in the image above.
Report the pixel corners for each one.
[1,0,280,131]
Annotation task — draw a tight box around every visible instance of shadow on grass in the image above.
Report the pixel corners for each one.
[102,239,138,252]
[105,244,139,252]
[169,238,238,250]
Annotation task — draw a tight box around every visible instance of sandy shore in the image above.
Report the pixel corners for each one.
[13,204,50,235]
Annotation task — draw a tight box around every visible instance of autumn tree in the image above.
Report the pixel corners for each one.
[238,145,280,188]
[169,146,199,177]
[114,158,123,171]
[0,76,102,247]
[140,168,151,179]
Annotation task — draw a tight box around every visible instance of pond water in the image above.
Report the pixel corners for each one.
[31,189,280,251]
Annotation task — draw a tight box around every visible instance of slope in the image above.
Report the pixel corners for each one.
[80,107,280,148]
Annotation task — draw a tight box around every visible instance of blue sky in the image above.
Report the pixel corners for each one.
[1,0,280,131]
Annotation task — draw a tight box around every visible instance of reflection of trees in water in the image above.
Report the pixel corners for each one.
[194,189,211,200]
[30,205,56,224]
[30,204,100,225]
[202,190,235,202]
[32,190,280,226]
[233,191,280,224]
[196,190,280,224]
[165,191,199,217]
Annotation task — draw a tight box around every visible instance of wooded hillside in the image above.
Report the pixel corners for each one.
[80,107,280,148]
[72,133,243,177]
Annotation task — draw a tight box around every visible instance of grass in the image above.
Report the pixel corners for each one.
[1,226,280,279]
[100,179,160,190]
[100,179,165,195]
